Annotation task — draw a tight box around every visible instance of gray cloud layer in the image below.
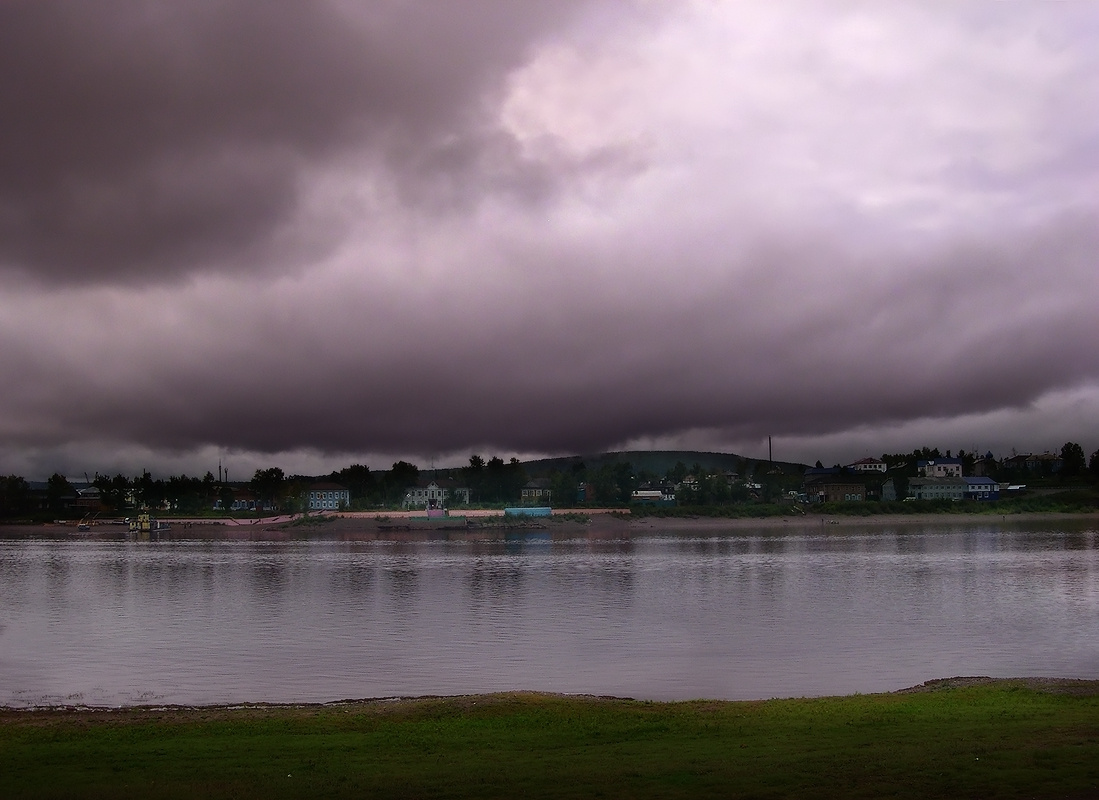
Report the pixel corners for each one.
[1,2,1097,477]
[0,0,594,283]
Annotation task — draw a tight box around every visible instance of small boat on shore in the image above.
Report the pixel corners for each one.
[128,514,170,534]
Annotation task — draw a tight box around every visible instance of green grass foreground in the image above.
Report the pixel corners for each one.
[2,681,1098,799]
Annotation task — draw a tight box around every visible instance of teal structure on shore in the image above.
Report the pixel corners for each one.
[504,506,552,518]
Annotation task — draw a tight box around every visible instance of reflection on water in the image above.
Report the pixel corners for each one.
[1,522,1097,707]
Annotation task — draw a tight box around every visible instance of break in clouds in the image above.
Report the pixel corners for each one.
[1,1,1098,478]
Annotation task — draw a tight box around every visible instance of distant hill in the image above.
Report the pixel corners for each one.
[520,450,808,478]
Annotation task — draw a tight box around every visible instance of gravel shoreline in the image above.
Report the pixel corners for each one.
[5,678,1099,719]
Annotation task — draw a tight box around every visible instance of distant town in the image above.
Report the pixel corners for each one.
[2,443,1097,522]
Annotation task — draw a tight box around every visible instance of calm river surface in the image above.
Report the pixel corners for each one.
[2,520,1097,707]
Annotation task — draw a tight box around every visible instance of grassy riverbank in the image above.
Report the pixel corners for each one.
[3,680,1098,798]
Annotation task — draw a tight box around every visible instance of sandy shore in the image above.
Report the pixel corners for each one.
[622,510,1099,532]
[272,508,1099,537]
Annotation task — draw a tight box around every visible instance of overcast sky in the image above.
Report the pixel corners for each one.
[2,1,1097,480]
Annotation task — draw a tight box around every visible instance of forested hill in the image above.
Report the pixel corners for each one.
[521,450,808,479]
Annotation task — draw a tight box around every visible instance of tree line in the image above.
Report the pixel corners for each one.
[0,463,424,519]
[878,442,1098,480]
[0,456,530,518]
[3,442,1097,520]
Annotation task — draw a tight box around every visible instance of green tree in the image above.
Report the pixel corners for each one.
[548,469,578,508]
[589,464,618,505]
[0,475,30,517]
[707,472,734,505]
[485,457,506,492]
[914,447,942,461]
[218,484,235,512]
[678,486,699,505]
[613,462,636,503]
[581,461,632,505]
[94,473,127,512]
[47,473,74,514]
[384,461,419,506]
[283,477,311,513]
[165,474,204,514]
[1060,442,1086,478]
[505,457,528,502]
[462,455,486,503]
[133,470,165,510]
[112,474,132,511]
[893,474,910,500]
[333,464,374,508]
[250,467,286,509]
[1090,448,1099,477]
[201,471,217,509]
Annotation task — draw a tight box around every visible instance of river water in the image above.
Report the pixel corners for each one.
[2,520,1097,707]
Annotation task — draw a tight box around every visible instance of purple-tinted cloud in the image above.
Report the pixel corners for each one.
[0,0,599,284]
[1,2,1097,478]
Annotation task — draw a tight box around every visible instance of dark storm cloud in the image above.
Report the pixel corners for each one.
[3,215,1095,466]
[2,1,1098,478]
[0,0,595,284]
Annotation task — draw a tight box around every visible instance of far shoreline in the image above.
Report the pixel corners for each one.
[2,508,1097,539]
[618,509,1099,532]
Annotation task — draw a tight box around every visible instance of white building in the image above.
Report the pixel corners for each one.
[403,479,470,509]
[918,458,963,478]
[846,457,887,473]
